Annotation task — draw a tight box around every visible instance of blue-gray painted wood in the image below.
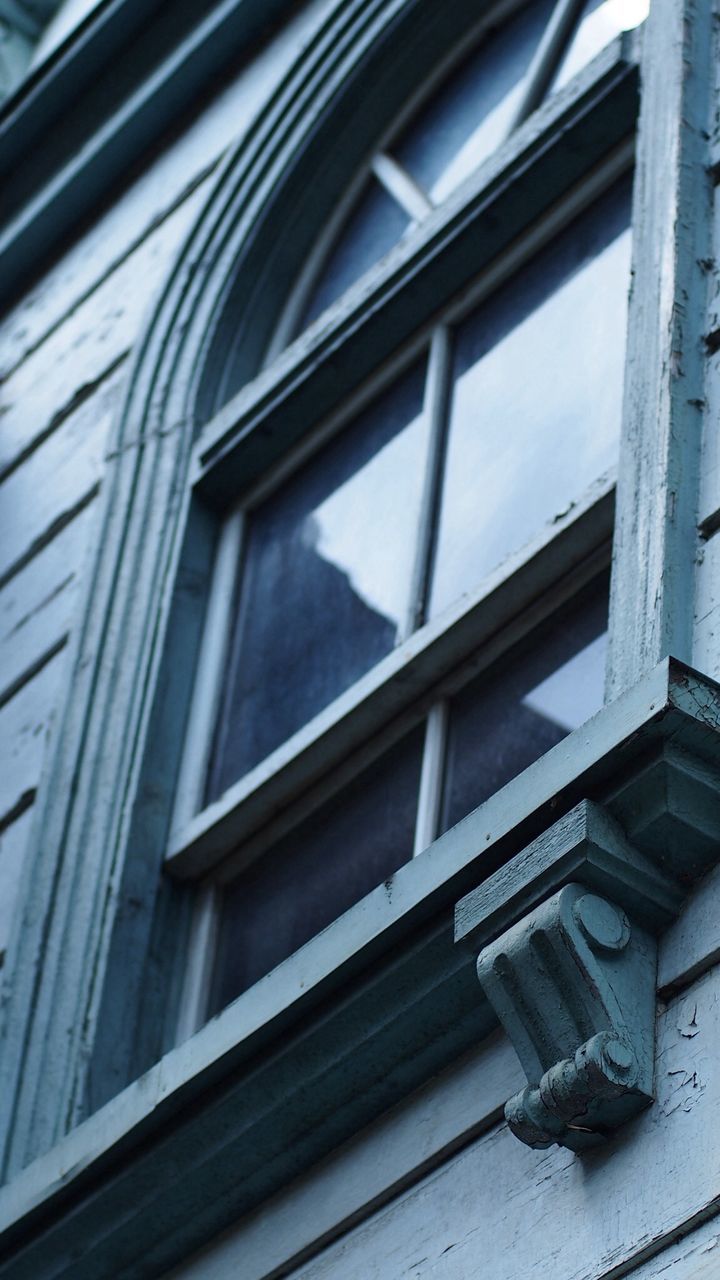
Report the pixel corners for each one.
[454,799,683,949]
[0,0,301,305]
[0,0,642,1181]
[166,1028,522,1280]
[0,659,719,1275]
[0,809,33,960]
[4,951,720,1280]
[456,799,684,1150]
[607,0,714,696]
[267,969,720,1280]
[0,503,96,710]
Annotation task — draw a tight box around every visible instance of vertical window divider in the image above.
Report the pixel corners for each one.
[401,323,453,642]
[371,153,434,220]
[509,0,585,131]
[171,507,245,839]
[175,883,221,1044]
[413,699,449,858]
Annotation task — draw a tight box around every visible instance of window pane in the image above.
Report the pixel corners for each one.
[206,361,429,799]
[429,174,631,620]
[297,176,410,333]
[209,725,425,1012]
[392,0,556,206]
[553,0,649,91]
[440,576,608,834]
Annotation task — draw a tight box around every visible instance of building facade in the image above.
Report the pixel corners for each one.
[1,0,720,1275]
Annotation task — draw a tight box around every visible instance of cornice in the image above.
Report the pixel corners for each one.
[0,0,299,309]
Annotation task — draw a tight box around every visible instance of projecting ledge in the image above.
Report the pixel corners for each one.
[455,799,692,1152]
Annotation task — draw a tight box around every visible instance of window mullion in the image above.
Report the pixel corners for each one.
[171,508,244,836]
[412,700,449,858]
[508,0,585,133]
[400,323,453,642]
[175,884,221,1044]
[371,152,433,221]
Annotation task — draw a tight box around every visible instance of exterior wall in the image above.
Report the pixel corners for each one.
[0,0,325,962]
[168,867,720,1280]
[2,1,720,1277]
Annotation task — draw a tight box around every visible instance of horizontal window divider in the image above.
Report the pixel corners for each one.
[166,474,615,881]
[192,33,639,509]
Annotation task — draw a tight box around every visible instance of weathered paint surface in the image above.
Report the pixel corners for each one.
[168,959,720,1280]
[0,0,331,995]
[1,0,720,1276]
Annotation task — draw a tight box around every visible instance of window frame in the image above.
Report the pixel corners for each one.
[164,13,640,1028]
[168,125,635,886]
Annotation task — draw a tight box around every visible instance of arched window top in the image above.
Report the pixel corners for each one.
[267,0,649,369]
[186,0,646,423]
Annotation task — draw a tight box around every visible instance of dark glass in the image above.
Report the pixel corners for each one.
[392,0,556,206]
[206,361,429,799]
[429,173,632,619]
[298,176,410,333]
[209,725,425,1012]
[441,575,608,834]
[553,0,649,90]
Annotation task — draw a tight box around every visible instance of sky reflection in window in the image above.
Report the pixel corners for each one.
[553,0,650,90]
[429,174,631,619]
[392,0,555,206]
[205,361,428,799]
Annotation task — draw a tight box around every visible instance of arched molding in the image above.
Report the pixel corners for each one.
[0,0,505,1176]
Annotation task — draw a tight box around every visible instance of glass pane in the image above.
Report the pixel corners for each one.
[441,575,608,834]
[209,725,425,1012]
[429,173,632,620]
[392,0,556,206]
[206,361,429,799]
[297,176,410,333]
[553,0,650,90]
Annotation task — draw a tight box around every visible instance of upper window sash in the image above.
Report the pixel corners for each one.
[192,27,640,512]
[168,473,615,881]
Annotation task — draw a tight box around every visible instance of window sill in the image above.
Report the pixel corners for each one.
[2,656,720,1277]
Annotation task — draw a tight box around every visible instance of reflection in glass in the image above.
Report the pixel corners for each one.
[441,576,608,833]
[392,0,555,206]
[297,177,410,333]
[205,361,429,799]
[553,0,649,90]
[429,173,631,620]
[209,726,425,1012]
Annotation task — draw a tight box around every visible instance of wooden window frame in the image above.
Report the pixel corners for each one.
[165,19,639,1030]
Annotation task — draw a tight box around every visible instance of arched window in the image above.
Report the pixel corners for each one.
[167,0,644,1034]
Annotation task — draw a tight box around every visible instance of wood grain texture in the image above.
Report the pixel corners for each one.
[0,650,66,828]
[607,0,715,696]
[0,0,324,382]
[0,502,98,708]
[285,966,720,1280]
[0,192,202,478]
[0,365,120,586]
[659,861,720,996]
[0,809,33,961]
[167,1029,523,1280]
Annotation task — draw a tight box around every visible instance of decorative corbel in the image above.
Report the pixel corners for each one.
[454,800,684,1152]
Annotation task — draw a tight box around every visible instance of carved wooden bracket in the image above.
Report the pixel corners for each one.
[477,884,656,1150]
[455,799,685,1152]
